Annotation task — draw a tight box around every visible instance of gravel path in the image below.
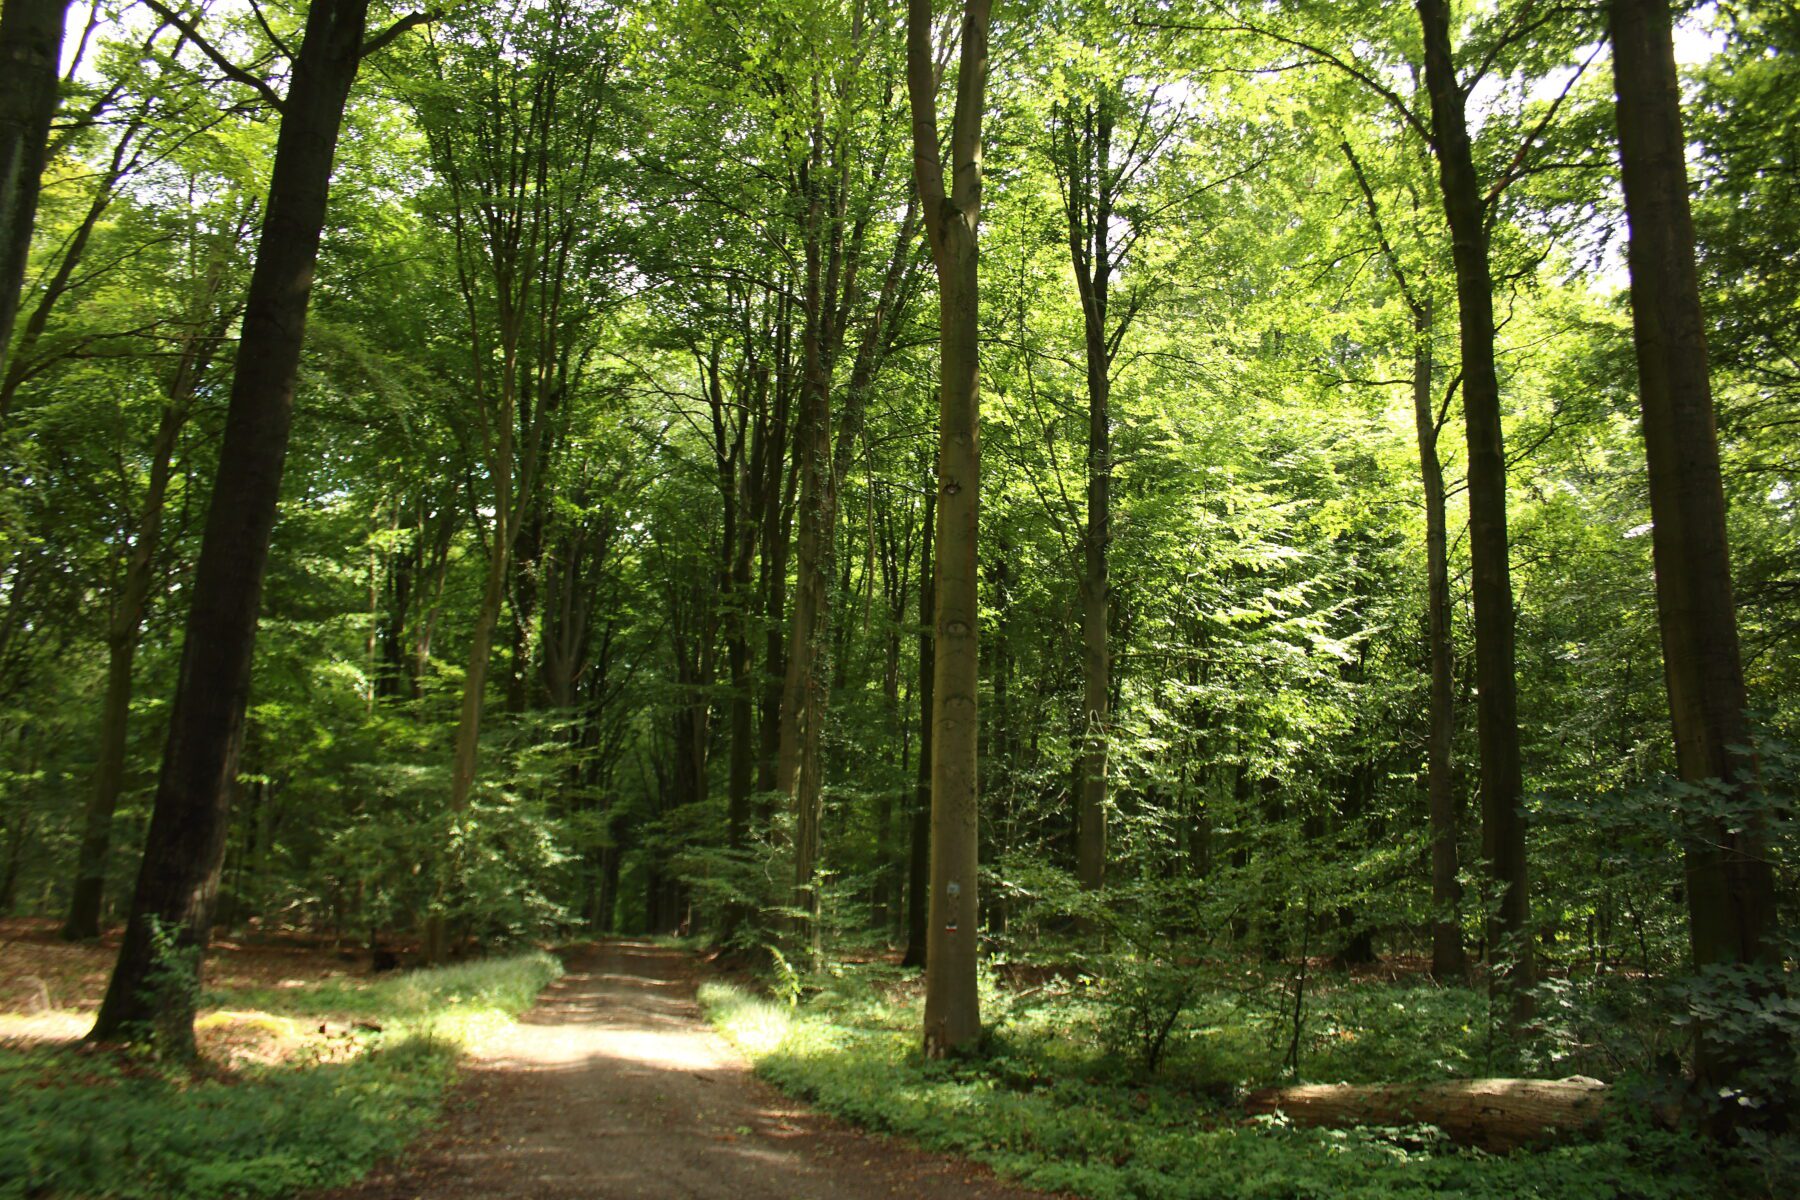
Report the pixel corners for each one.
[319,941,1046,1199]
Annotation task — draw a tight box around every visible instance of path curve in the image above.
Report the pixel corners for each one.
[320,941,1045,1200]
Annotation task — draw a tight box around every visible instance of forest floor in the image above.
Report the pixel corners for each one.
[314,940,1050,1200]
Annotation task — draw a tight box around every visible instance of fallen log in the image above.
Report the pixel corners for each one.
[1244,1077,1610,1152]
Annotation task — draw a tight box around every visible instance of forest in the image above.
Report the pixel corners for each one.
[0,0,1796,1196]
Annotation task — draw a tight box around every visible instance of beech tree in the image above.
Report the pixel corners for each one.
[1609,0,1784,1113]
[907,0,991,1058]
[90,0,428,1054]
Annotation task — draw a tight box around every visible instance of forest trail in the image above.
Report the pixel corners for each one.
[318,941,1045,1200]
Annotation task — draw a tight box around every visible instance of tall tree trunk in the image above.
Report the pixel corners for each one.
[1064,96,1116,895]
[63,313,219,940]
[902,486,934,969]
[779,147,834,964]
[1610,0,1782,1109]
[1416,0,1534,1019]
[1414,300,1466,981]
[1342,140,1465,980]
[722,364,759,942]
[908,0,991,1058]
[0,0,68,385]
[89,0,377,1055]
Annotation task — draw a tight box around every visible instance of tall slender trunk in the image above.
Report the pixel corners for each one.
[1416,0,1533,1018]
[1065,97,1116,895]
[63,314,219,941]
[779,148,834,963]
[1414,300,1466,981]
[0,0,69,384]
[89,0,377,1055]
[908,0,991,1058]
[1610,0,1782,1107]
[723,368,760,937]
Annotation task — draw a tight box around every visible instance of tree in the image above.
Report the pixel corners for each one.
[90,0,428,1055]
[0,0,71,382]
[409,0,617,961]
[1340,138,1466,981]
[907,0,991,1058]
[1609,0,1783,1112]
[1413,0,1535,1017]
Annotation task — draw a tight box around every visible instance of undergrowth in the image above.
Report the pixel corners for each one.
[0,951,560,1200]
[701,961,1778,1200]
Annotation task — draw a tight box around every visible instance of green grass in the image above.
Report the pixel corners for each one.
[701,963,1762,1200]
[0,952,561,1200]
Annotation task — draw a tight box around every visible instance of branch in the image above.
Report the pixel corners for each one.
[906,0,947,221]
[1482,40,1603,212]
[246,0,292,61]
[947,0,991,217]
[142,1,285,113]
[1340,139,1424,319]
[1137,11,1432,148]
[362,10,436,60]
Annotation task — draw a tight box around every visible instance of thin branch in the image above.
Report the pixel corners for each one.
[141,1,286,112]
[362,10,436,60]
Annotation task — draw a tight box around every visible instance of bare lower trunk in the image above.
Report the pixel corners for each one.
[427,542,509,963]
[1610,0,1783,1110]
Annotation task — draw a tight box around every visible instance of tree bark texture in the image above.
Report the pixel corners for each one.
[1609,0,1782,1101]
[90,0,374,1054]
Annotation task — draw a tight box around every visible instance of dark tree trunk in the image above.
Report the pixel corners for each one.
[89,0,375,1055]
[1416,0,1534,1019]
[1610,0,1783,1108]
[0,0,68,384]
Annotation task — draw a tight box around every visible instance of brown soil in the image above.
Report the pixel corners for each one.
[316,940,1052,1200]
[0,917,377,1016]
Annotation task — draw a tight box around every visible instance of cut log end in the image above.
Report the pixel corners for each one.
[1244,1077,1610,1153]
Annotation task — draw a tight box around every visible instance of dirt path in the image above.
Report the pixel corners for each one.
[320,941,1047,1200]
